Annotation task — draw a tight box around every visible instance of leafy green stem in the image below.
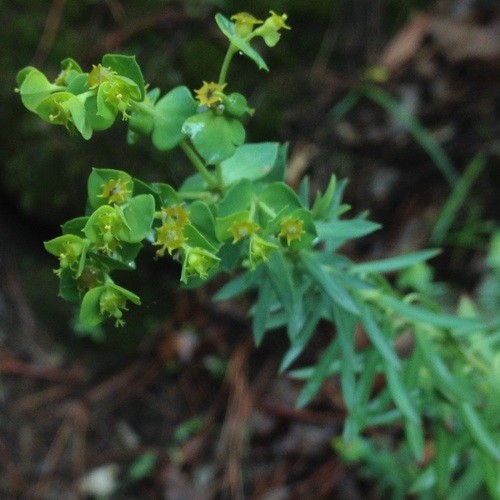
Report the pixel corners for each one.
[180,140,219,190]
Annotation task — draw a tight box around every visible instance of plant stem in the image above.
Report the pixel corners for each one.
[218,44,238,85]
[180,141,219,190]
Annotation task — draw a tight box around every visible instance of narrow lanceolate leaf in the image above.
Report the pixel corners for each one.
[359,303,401,369]
[458,402,500,461]
[405,419,425,460]
[252,275,275,346]
[383,360,420,425]
[315,219,381,242]
[379,294,485,332]
[300,253,359,314]
[279,300,323,372]
[415,328,466,402]
[296,340,340,409]
[332,303,357,411]
[266,252,294,313]
[349,249,441,275]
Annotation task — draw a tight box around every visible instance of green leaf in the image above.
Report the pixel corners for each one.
[214,268,261,301]
[266,252,295,314]
[434,424,454,495]
[87,168,134,209]
[262,143,288,183]
[19,68,59,111]
[379,294,485,332]
[102,54,145,100]
[152,86,197,150]
[217,178,255,217]
[257,182,303,225]
[458,402,500,461]
[279,296,323,372]
[16,66,37,88]
[182,224,218,253]
[62,217,88,236]
[350,249,441,275]
[414,327,466,402]
[311,175,337,219]
[116,194,155,243]
[431,153,487,244]
[66,73,90,94]
[79,286,106,327]
[60,57,83,74]
[332,303,358,411]
[44,234,84,257]
[252,275,275,346]
[96,82,118,120]
[219,142,279,187]
[84,95,117,131]
[88,242,141,271]
[188,201,218,247]
[358,303,401,369]
[182,112,245,164]
[296,340,340,408]
[300,252,359,314]
[107,282,141,305]
[383,361,420,424]
[67,95,92,139]
[215,14,269,71]
[405,419,425,460]
[315,219,381,244]
[58,268,81,302]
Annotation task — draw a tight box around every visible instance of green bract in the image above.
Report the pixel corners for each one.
[182,112,245,164]
[18,11,500,499]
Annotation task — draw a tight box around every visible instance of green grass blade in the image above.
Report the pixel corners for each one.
[431,153,487,245]
[362,84,458,187]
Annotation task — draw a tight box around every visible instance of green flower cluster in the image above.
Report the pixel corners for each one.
[16,55,145,139]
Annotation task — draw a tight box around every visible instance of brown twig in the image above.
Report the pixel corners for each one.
[0,437,28,494]
[31,402,79,498]
[0,358,84,384]
[33,0,67,67]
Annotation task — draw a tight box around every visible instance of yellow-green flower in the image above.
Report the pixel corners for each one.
[99,288,128,327]
[162,203,190,226]
[97,210,123,254]
[98,178,132,205]
[182,246,220,281]
[230,12,263,37]
[87,64,115,89]
[254,11,291,47]
[154,220,187,257]
[248,234,279,267]
[194,81,227,107]
[278,217,305,246]
[230,219,260,243]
